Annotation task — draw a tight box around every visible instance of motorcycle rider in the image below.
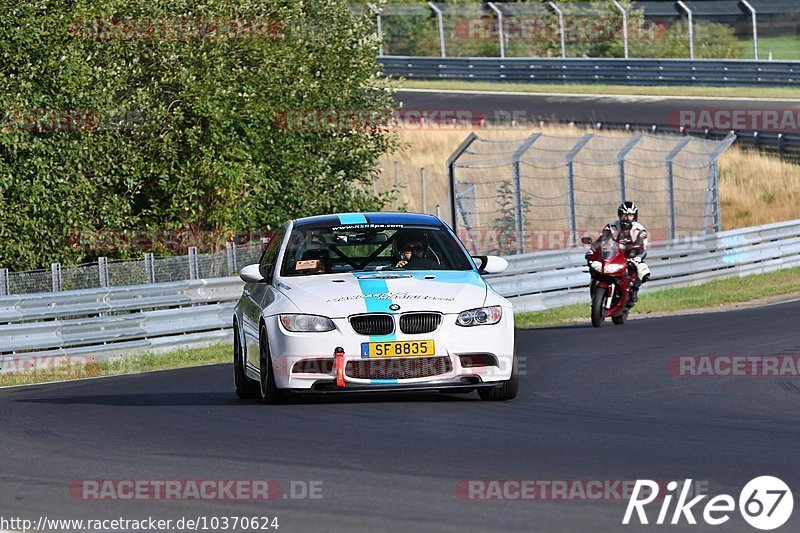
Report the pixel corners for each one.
[587,201,651,304]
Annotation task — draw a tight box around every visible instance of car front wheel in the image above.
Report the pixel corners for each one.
[478,353,519,401]
[233,322,259,399]
[259,325,286,404]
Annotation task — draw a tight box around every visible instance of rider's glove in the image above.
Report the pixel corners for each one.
[630,256,642,265]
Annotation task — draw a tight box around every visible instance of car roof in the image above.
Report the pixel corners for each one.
[292,212,444,229]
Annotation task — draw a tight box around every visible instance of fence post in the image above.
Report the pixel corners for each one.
[144,253,156,283]
[512,133,542,254]
[617,133,643,203]
[98,257,110,288]
[665,137,693,240]
[428,2,446,58]
[677,1,694,59]
[547,2,567,58]
[188,246,199,280]
[487,2,505,58]
[420,167,427,213]
[612,0,629,59]
[394,160,400,189]
[226,242,237,275]
[446,132,478,230]
[0,268,9,296]
[565,134,594,247]
[51,263,62,292]
[741,0,758,59]
[367,3,383,57]
[706,133,737,233]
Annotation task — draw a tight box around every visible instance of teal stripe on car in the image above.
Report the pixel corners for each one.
[356,277,396,345]
[337,213,367,225]
[371,379,398,384]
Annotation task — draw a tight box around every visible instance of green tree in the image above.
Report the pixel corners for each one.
[0,0,397,270]
[493,178,529,256]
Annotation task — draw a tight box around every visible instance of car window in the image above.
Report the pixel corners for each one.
[259,224,287,280]
[280,224,473,277]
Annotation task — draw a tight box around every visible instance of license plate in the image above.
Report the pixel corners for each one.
[360,340,435,358]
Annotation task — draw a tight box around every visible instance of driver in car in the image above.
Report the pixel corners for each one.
[394,232,439,270]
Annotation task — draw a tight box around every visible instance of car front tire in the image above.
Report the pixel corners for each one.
[259,324,286,404]
[478,352,519,401]
[234,322,259,399]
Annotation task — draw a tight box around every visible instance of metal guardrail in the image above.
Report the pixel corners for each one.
[1,220,799,372]
[380,56,800,87]
[0,278,241,373]
[492,219,800,311]
[566,122,800,161]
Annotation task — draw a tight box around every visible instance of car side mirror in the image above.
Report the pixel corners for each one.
[239,264,265,284]
[472,255,508,275]
[581,237,593,245]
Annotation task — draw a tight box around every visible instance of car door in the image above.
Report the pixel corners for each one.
[242,224,287,370]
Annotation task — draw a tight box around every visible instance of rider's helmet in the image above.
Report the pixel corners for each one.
[617,201,638,230]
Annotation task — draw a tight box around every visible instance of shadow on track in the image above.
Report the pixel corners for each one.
[17,391,479,406]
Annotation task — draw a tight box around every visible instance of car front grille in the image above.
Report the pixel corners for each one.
[346,356,452,380]
[349,314,394,336]
[399,312,442,334]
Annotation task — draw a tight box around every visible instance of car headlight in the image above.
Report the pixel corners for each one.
[590,261,603,271]
[456,306,502,327]
[604,263,625,274]
[279,314,335,332]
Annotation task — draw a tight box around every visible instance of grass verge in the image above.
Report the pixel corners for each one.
[0,344,229,388]
[398,79,800,100]
[515,267,800,329]
[739,35,800,61]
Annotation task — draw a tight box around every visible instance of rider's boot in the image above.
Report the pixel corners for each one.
[628,279,642,307]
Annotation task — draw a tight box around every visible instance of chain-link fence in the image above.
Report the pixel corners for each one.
[0,244,263,297]
[448,131,736,255]
[361,1,800,60]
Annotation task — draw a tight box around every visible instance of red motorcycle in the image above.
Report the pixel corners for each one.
[581,236,639,327]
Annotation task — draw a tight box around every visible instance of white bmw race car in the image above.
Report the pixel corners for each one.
[232,212,517,402]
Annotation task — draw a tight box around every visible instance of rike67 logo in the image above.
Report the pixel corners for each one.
[623,476,793,530]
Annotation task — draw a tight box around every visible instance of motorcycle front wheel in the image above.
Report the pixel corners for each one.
[591,286,607,327]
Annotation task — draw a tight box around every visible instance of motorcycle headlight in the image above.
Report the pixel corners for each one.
[456,306,502,327]
[604,263,625,273]
[280,314,335,332]
[590,261,603,271]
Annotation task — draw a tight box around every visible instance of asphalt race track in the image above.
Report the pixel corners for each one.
[396,89,800,127]
[2,300,799,532]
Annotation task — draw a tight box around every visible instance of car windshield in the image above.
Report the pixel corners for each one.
[280,223,474,276]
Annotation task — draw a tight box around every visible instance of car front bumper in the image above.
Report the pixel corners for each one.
[265,311,515,391]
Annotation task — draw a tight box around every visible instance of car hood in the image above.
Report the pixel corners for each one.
[275,271,489,317]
